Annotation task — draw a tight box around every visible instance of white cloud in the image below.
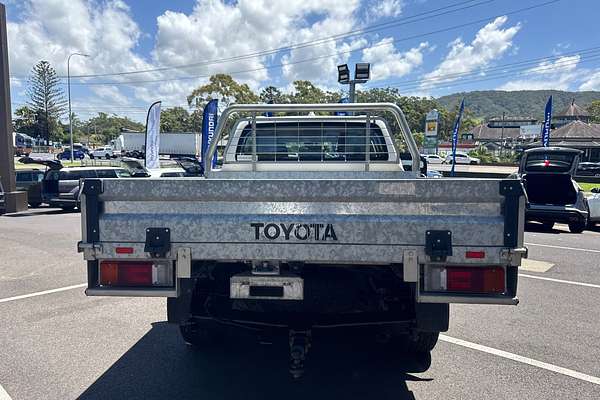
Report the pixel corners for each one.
[579,70,600,91]
[421,16,521,89]
[369,0,404,19]
[362,38,428,81]
[499,55,581,91]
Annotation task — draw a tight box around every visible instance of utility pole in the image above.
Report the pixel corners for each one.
[0,2,27,212]
[500,111,505,158]
[67,52,89,161]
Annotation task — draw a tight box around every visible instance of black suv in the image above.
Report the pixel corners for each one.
[517,147,589,233]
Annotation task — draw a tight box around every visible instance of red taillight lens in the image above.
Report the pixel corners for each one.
[465,250,485,259]
[115,247,134,254]
[100,261,153,286]
[446,267,505,293]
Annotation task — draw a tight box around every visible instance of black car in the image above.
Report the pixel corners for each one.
[15,169,45,207]
[517,147,589,233]
[575,162,600,177]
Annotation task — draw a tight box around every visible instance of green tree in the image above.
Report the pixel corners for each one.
[85,112,145,144]
[259,86,287,104]
[286,80,325,104]
[26,60,67,143]
[161,107,196,132]
[587,100,600,123]
[13,105,38,137]
[187,74,259,108]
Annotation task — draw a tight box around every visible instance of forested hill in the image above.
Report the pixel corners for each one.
[436,90,600,119]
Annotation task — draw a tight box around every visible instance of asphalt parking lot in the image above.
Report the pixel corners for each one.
[1,208,599,399]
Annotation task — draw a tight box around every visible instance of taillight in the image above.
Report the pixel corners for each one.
[424,265,505,294]
[99,260,173,287]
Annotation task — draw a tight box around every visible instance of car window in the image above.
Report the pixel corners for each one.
[16,172,32,182]
[59,170,97,180]
[235,121,389,162]
[115,169,132,178]
[34,171,45,182]
[96,169,117,178]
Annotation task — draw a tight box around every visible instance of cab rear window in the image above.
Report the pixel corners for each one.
[235,121,389,162]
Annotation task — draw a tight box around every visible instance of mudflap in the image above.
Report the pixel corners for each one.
[415,303,449,332]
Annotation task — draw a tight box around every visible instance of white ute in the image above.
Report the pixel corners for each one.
[77,103,526,378]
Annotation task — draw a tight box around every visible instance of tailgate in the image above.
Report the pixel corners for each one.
[79,178,525,303]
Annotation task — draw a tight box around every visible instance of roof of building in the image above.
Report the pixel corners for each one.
[551,120,600,139]
[555,100,590,118]
[471,124,522,140]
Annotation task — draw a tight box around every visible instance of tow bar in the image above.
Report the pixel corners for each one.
[289,329,311,379]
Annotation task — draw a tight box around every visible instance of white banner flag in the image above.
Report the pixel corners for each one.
[145,101,161,170]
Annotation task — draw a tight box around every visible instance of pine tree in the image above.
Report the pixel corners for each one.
[26,60,67,143]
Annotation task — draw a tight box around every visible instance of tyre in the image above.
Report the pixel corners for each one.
[541,221,555,231]
[61,206,75,212]
[105,154,111,159]
[569,220,586,233]
[29,202,42,208]
[179,319,225,347]
[89,154,95,159]
[396,331,439,353]
[470,161,477,165]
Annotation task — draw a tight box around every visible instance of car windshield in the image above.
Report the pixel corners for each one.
[525,152,577,172]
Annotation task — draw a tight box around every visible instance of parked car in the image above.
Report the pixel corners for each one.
[90,146,114,159]
[421,154,445,164]
[58,148,87,160]
[517,147,589,233]
[15,169,45,207]
[444,152,480,165]
[77,103,527,378]
[18,158,132,211]
[575,162,600,177]
[588,187,600,227]
[427,169,443,178]
[148,167,187,178]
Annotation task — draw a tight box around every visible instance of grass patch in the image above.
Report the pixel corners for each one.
[578,182,600,193]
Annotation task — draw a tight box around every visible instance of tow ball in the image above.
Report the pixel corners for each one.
[289,329,311,379]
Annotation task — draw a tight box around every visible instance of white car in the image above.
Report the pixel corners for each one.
[421,154,445,164]
[148,167,187,178]
[588,188,600,227]
[90,146,114,159]
[445,152,480,165]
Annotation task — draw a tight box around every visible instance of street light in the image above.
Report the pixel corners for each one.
[337,63,370,103]
[68,52,89,162]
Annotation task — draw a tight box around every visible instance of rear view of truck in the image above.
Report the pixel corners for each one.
[78,103,526,378]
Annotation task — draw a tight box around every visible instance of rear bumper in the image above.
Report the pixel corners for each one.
[526,206,587,224]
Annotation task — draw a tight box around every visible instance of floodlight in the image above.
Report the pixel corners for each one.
[337,64,350,83]
[354,63,370,82]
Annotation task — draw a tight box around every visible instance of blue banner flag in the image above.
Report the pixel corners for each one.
[144,101,161,170]
[541,96,553,147]
[450,98,465,177]
[335,97,349,116]
[201,99,219,170]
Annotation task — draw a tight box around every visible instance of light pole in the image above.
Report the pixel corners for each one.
[337,63,370,103]
[68,52,89,162]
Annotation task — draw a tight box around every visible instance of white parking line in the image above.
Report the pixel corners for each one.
[525,242,600,253]
[0,283,86,304]
[519,274,600,288]
[0,383,12,400]
[440,334,600,386]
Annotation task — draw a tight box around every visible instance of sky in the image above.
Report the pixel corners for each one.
[4,0,600,122]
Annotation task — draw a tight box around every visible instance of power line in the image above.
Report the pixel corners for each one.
[62,0,561,87]
[373,46,600,89]
[61,0,492,79]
